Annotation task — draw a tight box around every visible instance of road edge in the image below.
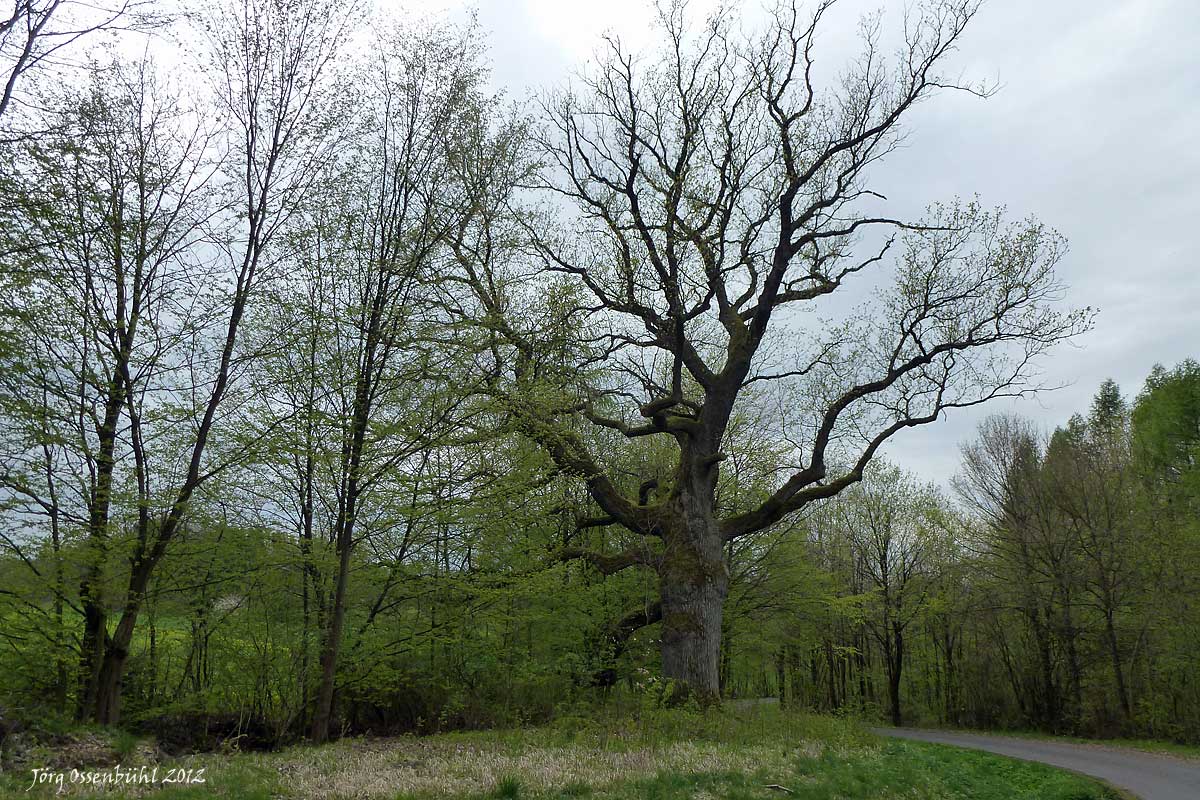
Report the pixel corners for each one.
[871,729,1141,800]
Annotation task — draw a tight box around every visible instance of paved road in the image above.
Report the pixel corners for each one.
[874,727,1200,800]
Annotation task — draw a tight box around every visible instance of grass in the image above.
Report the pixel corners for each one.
[0,706,1121,800]
[1081,736,1200,759]
[113,730,142,761]
[920,724,1200,760]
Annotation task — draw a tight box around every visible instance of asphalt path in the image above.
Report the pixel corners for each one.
[874,727,1200,800]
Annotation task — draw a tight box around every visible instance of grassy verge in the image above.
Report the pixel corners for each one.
[914,724,1200,760]
[0,707,1121,800]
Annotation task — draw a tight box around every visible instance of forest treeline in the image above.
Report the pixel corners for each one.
[754,369,1200,743]
[1,0,1193,752]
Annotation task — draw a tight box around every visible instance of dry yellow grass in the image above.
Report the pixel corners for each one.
[274,736,829,799]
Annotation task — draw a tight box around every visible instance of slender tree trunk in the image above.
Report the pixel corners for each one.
[310,376,373,742]
[856,633,868,712]
[838,640,848,710]
[1026,604,1058,728]
[311,526,353,743]
[36,426,70,712]
[298,446,316,730]
[148,603,158,705]
[719,617,732,696]
[942,627,959,724]
[54,587,68,712]
[809,650,820,708]
[825,639,839,710]
[1063,603,1083,727]
[1105,610,1132,721]
[888,625,904,727]
[77,381,126,719]
[311,427,367,743]
[776,648,788,707]
[1041,624,1060,726]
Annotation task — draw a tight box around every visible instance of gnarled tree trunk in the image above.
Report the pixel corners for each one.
[656,456,729,703]
[658,537,728,702]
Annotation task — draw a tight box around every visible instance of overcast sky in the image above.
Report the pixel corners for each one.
[379,0,1195,488]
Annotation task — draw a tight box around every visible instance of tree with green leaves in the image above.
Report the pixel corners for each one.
[1134,360,1200,503]
[0,0,355,724]
[296,20,480,744]
[955,413,1083,729]
[1046,383,1142,722]
[0,58,222,721]
[834,463,945,726]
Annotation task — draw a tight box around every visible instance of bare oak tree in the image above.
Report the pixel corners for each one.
[445,0,1090,701]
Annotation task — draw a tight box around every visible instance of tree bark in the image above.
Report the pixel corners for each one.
[94,646,126,725]
[76,378,126,719]
[776,648,789,707]
[1034,607,1059,727]
[91,553,159,724]
[1105,610,1132,721]
[310,529,353,743]
[657,535,728,703]
[825,639,839,710]
[309,327,376,742]
[887,625,905,727]
[657,473,729,704]
[855,631,868,712]
[1062,602,1083,727]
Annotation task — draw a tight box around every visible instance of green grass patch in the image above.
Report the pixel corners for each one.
[0,706,1119,800]
[937,726,1200,760]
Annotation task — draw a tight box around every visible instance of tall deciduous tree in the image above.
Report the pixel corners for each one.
[955,413,1084,728]
[300,20,480,744]
[0,59,220,721]
[443,0,1090,700]
[837,463,942,726]
[1046,384,1142,723]
[34,0,355,724]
